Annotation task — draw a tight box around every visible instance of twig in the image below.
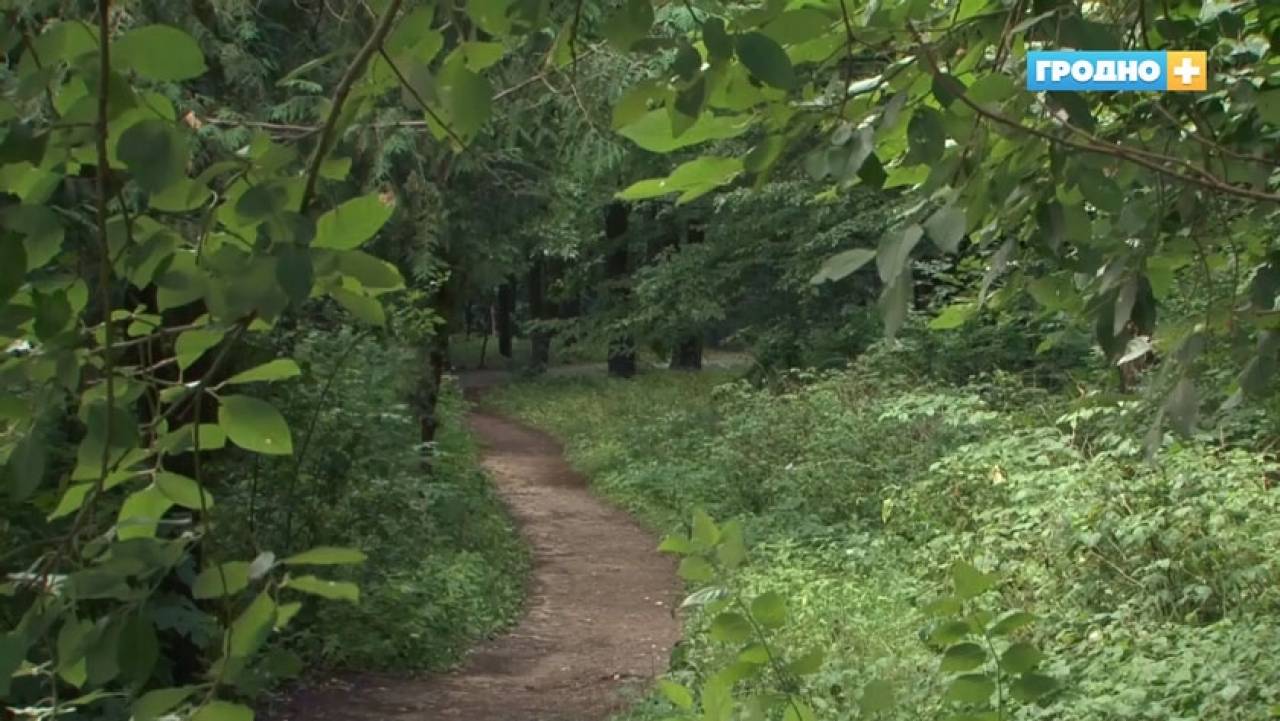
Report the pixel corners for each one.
[375,46,467,148]
[300,0,404,211]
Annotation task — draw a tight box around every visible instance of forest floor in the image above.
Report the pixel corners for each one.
[272,371,682,721]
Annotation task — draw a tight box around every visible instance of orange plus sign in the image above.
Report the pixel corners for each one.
[1167,51,1207,92]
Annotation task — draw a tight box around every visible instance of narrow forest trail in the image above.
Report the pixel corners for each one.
[275,372,682,721]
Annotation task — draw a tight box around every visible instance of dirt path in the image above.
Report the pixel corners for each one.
[275,377,682,721]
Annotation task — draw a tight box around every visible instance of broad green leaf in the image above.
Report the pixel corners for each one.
[877,224,923,283]
[988,610,1036,636]
[192,562,251,599]
[331,288,386,326]
[999,642,1044,673]
[191,701,253,721]
[457,42,505,70]
[114,25,207,81]
[175,329,224,370]
[49,482,94,520]
[735,32,795,90]
[283,575,360,602]
[1009,672,1058,702]
[225,360,302,385]
[0,632,28,697]
[657,679,693,710]
[282,546,368,565]
[940,642,987,672]
[314,194,396,250]
[811,248,875,284]
[657,533,691,554]
[602,0,654,51]
[860,678,895,714]
[677,556,714,582]
[951,560,996,599]
[750,592,787,629]
[691,509,720,546]
[617,156,743,204]
[617,109,752,153]
[444,66,492,138]
[218,395,294,456]
[1258,90,1280,126]
[944,673,995,704]
[133,686,197,721]
[710,612,753,643]
[117,120,186,193]
[228,591,276,658]
[155,472,214,510]
[336,250,405,291]
[787,648,824,675]
[117,486,173,540]
[906,107,945,164]
[930,302,976,330]
[924,204,966,253]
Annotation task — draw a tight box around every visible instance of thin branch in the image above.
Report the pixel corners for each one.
[300,0,404,211]
[908,25,1280,205]
[93,0,116,504]
[375,46,467,148]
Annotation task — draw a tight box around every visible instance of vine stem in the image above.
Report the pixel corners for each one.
[300,0,404,211]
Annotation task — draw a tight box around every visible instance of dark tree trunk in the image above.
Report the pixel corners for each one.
[496,277,515,358]
[528,255,551,370]
[605,202,636,378]
[418,278,455,456]
[669,219,705,371]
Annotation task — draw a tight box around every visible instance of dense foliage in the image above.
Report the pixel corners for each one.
[494,351,1280,720]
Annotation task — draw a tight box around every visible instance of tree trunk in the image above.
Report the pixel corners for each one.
[497,276,515,358]
[528,255,551,370]
[669,219,705,370]
[605,201,636,378]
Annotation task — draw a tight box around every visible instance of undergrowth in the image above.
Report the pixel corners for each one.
[492,355,1280,720]
[215,328,527,677]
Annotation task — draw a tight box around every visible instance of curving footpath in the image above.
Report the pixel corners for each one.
[275,375,682,721]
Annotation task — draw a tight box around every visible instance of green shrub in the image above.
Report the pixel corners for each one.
[215,328,527,671]
[493,365,1280,721]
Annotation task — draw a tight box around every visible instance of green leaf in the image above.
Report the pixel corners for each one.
[617,109,752,153]
[924,204,966,253]
[457,41,505,71]
[906,107,945,164]
[115,25,207,81]
[811,248,875,284]
[284,575,360,603]
[860,678,895,714]
[218,395,294,456]
[49,482,94,520]
[225,359,302,385]
[940,642,987,672]
[282,546,368,565]
[988,610,1036,636]
[657,533,692,554]
[930,302,976,330]
[117,119,187,193]
[929,619,974,645]
[444,66,492,138]
[228,591,276,659]
[175,328,224,370]
[880,268,912,339]
[735,32,796,90]
[944,673,995,704]
[677,556,714,582]
[710,612,753,643]
[750,592,787,629]
[133,686,197,721]
[602,0,654,51]
[330,288,387,326]
[1000,642,1044,673]
[782,701,816,721]
[192,562,251,599]
[337,250,406,291]
[951,561,996,599]
[0,632,28,697]
[1258,90,1280,126]
[1009,672,1058,702]
[617,156,743,204]
[191,701,254,721]
[657,679,693,710]
[117,486,173,540]
[6,431,47,502]
[877,224,924,283]
[691,509,720,546]
[155,472,214,510]
[313,194,396,251]
[787,648,824,675]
